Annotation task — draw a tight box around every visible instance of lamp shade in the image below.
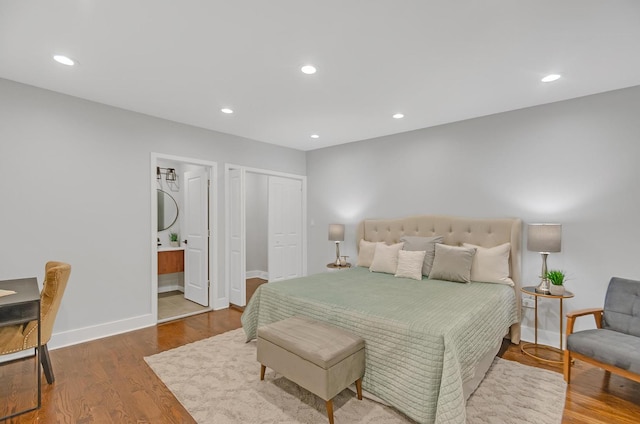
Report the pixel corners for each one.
[527,224,562,253]
[328,224,345,242]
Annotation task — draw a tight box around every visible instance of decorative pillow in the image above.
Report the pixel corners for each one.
[462,242,513,286]
[429,244,476,283]
[369,242,404,274]
[356,240,382,267]
[400,235,444,277]
[395,250,426,281]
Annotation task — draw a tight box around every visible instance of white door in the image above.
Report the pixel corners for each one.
[229,168,246,306]
[268,176,303,282]
[183,168,209,306]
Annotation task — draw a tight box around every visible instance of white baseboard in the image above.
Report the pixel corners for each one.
[246,270,268,280]
[51,313,156,350]
[0,313,156,364]
[0,349,33,363]
[213,296,229,310]
[158,285,184,294]
[520,325,563,349]
[2,268,306,364]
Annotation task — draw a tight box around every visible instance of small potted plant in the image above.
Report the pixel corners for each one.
[546,270,566,295]
[169,232,179,247]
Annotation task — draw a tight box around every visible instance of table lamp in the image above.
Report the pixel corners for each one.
[328,224,345,266]
[527,223,562,294]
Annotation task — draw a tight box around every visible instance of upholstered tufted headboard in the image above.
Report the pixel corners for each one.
[355,215,522,342]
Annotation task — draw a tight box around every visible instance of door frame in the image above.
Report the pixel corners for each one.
[224,164,307,308]
[150,153,218,321]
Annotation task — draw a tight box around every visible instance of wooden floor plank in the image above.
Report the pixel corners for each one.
[2,307,639,423]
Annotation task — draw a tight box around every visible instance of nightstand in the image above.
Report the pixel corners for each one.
[520,286,574,365]
[326,263,352,271]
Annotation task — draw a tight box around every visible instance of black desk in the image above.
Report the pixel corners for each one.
[0,278,41,420]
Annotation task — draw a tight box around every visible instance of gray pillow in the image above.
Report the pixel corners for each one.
[400,235,443,277]
[429,244,477,283]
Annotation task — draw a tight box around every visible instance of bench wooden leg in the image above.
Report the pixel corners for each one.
[260,364,266,381]
[325,399,334,424]
[355,378,363,400]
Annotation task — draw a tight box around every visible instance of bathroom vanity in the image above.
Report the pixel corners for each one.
[158,247,184,274]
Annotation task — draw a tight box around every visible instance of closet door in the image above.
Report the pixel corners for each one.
[268,176,302,282]
[228,168,246,306]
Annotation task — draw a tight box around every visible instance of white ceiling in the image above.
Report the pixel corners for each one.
[2,1,640,151]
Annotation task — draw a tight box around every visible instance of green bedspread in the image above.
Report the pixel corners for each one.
[241,267,518,424]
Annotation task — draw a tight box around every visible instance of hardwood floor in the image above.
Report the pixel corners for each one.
[1,309,241,423]
[2,309,639,423]
[501,343,640,424]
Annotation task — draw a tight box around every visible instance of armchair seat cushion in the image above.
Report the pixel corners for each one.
[567,328,640,374]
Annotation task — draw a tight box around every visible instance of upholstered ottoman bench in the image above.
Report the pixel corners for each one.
[257,316,365,424]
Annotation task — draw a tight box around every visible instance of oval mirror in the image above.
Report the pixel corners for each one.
[157,189,179,231]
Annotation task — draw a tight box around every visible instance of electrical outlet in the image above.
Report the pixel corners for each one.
[522,297,535,309]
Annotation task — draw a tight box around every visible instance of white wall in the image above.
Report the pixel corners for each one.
[306,85,640,345]
[4,75,638,350]
[245,172,268,275]
[0,78,305,348]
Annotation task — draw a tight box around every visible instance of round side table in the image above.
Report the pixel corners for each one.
[520,286,574,365]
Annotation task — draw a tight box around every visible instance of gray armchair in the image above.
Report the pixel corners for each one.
[564,277,640,384]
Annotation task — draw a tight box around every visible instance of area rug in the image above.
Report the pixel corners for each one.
[145,328,566,424]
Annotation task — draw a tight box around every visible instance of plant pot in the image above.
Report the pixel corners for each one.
[549,284,565,296]
[170,241,179,247]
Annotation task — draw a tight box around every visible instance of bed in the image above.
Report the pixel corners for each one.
[242,215,522,424]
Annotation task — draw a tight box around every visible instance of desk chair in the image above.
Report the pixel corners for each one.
[0,261,71,384]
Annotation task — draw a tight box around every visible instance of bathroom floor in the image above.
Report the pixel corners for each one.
[158,279,268,320]
[158,291,209,321]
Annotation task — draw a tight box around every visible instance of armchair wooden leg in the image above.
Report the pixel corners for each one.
[260,364,266,381]
[563,349,571,383]
[40,344,55,384]
[355,378,363,400]
[325,399,334,424]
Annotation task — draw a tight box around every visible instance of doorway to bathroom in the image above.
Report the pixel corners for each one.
[151,153,217,322]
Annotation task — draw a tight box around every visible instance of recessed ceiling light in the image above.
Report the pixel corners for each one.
[541,74,561,83]
[310,134,319,139]
[301,65,317,75]
[221,108,234,114]
[53,55,75,66]
[393,113,404,119]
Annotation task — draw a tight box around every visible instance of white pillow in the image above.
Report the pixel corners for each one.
[356,240,383,267]
[369,242,404,274]
[395,250,426,281]
[400,235,443,276]
[463,242,513,286]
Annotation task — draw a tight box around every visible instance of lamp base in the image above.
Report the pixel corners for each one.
[535,252,551,294]
[535,278,551,294]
